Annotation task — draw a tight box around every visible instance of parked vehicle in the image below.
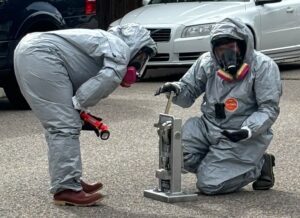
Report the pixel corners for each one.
[0,0,98,109]
[110,0,300,77]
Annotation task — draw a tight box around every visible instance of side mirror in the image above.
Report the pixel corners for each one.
[255,0,281,6]
[143,0,151,6]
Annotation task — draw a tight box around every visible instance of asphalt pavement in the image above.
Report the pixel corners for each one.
[0,64,299,217]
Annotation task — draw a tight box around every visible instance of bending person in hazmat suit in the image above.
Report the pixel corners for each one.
[155,18,282,195]
[14,24,157,206]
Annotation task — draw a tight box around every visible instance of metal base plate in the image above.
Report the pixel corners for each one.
[144,189,198,203]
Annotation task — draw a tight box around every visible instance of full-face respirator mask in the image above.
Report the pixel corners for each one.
[121,47,154,87]
[212,37,249,82]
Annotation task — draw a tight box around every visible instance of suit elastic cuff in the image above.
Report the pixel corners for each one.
[173,82,182,93]
[72,96,88,111]
[241,126,252,139]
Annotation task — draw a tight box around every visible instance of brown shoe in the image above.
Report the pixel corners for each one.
[53,190,103,206]
[81,180,103,194]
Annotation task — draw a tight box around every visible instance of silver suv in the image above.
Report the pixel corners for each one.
[110,0,300,71]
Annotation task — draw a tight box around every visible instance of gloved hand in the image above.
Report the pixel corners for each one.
[154,82,181,96]
[81,113,103,137]
[82,121,100,137]
[221,126,252,142]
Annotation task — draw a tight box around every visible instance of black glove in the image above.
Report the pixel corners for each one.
[82,122,100,137]
[221,128,251,142]
[81,113,103,137]
[154,82,181,96]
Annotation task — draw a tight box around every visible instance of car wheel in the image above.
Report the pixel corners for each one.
[4,79,30,110]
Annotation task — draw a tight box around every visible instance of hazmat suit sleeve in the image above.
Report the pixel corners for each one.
[242,59,282,136]
[74,52,128,109]
[172,55,208,108]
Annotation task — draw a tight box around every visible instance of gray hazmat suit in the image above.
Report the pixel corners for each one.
[172,18,282,195]
[14,24,156,194]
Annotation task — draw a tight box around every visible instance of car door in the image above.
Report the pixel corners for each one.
[258,0,300,53]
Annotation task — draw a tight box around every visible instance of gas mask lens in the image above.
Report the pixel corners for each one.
[219,48,238,75]
[128,48,151,78]
[215,42,242,76]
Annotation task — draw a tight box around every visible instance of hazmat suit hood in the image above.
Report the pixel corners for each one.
[210,17,254,67]
[108,23,157,59]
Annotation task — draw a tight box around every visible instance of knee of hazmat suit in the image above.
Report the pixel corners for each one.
[108,23,157,87]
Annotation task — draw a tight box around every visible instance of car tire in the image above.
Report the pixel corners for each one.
[4,79,30,110]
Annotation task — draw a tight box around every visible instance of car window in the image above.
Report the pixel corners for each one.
[149,0,250,3]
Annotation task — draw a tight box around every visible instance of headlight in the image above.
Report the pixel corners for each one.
[182,23,215,38]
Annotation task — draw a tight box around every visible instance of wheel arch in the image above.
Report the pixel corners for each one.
[14,2,66,39]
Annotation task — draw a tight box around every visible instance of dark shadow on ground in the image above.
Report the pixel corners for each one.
[141,74,182,82]
[0,98,15,111]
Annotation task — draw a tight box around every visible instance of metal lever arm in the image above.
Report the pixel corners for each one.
[164,91,175,114]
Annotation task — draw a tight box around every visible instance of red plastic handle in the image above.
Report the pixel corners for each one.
[80,112,110,140]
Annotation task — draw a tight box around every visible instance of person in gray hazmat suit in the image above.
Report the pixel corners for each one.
[14,23,157,206]
[155,18,282,195]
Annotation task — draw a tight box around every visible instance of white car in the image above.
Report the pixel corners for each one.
[110,0,300,75]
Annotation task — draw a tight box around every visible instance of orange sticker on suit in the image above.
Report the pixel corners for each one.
[225,98,238,112]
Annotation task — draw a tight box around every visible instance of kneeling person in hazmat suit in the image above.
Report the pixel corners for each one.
[155,18,281,195]
[14,23,156,206]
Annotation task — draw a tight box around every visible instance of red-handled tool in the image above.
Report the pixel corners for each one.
[80,111,110,140]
